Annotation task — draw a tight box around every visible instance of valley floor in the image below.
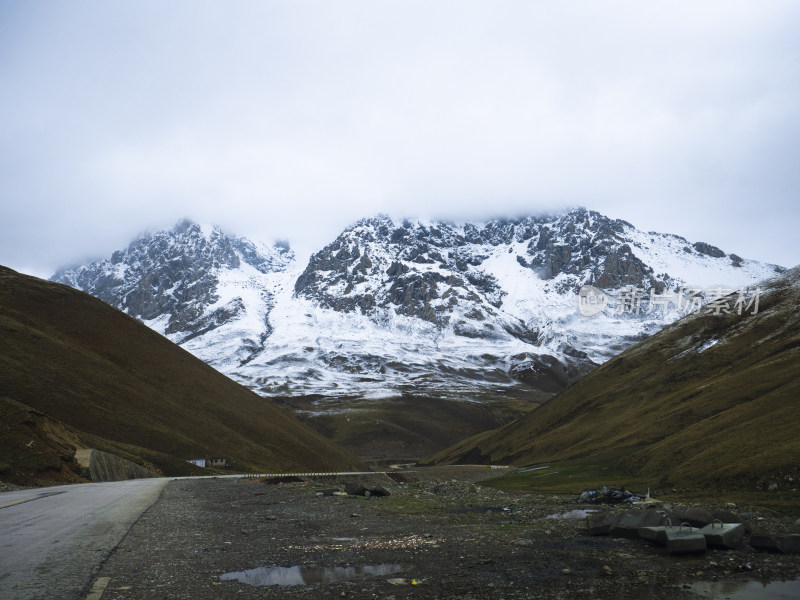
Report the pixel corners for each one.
[88,471,799,600]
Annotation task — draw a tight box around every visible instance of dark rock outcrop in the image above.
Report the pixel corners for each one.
[52,220,292,346]
[692,241,726,258]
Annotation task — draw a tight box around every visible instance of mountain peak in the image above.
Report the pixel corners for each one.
[51,219,294,354]
[53,209,782,405]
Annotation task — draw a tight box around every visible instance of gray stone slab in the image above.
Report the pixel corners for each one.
[608,510,665,539]
[700,522,745,549]
[673,506,714,528]
[586,512,616,536]
[711,509,741,523]
[750,533,800,554]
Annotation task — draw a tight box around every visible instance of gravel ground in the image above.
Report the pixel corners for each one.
[91,472,800,599]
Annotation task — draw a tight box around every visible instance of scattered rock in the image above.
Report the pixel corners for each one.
[344,482,368,496]
[514,539,534,546]
[339,483,392,497]
[368,486,391,497]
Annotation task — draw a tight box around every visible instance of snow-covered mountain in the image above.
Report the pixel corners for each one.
[52,209,783,407]
[53,219,294,367]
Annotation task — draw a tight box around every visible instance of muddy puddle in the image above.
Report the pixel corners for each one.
[545,509,597,519]
[688,577,800,599]
[219,564,406,586]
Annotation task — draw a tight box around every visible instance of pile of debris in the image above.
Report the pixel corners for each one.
[578,486,646,504]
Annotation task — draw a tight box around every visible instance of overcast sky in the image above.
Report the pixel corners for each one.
[2,1,799,277]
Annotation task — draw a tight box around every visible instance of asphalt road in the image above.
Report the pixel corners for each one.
[0,478,168,600]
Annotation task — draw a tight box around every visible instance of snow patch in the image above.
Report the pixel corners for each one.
[697,339,719,353]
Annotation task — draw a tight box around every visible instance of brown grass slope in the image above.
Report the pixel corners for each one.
[0,266,363,484]
[426,266,800,489]
[277,392,538,464]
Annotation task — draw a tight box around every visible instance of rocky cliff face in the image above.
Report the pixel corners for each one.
[293,210,669,334]
[52,220,293,364]
[52,210,782,403]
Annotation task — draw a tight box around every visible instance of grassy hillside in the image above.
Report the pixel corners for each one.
[0,266,363,485]
[426,266,800,492]
[277,392,540,464]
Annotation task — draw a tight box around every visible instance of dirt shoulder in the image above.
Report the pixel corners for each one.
[91,471,800,599]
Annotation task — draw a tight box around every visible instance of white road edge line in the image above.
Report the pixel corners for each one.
[85,576,111,600]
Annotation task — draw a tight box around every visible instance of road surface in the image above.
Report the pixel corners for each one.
[0,478,168,600]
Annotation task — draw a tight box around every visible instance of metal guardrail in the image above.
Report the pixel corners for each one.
[242,471,389,479]
[240,465,509,479]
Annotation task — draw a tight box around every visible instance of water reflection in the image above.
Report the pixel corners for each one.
[689,578,800,599]
[220,563,405,586]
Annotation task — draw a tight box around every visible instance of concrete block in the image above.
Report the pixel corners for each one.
[665,525,706,554]
[700,522,745,549]
[710,509,741,523]
[586,512,616,536]
[673,506,714,528]
[608,510,665,539]
[639,525,669,545]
